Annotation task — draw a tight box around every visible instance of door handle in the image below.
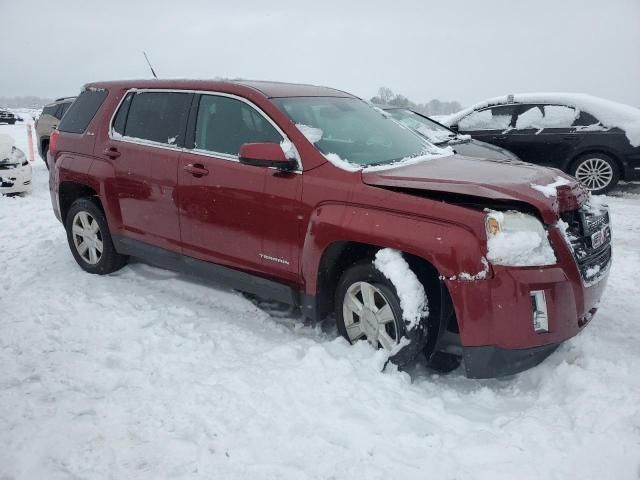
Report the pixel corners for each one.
[183,163,209,177]
[103,147,121,159]
[493,135,508,141]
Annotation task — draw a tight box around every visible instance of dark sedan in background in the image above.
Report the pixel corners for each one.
[444,93,640,194]
[379,105,520,162]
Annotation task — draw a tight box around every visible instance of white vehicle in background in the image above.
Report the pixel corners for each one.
[0,133,32,195]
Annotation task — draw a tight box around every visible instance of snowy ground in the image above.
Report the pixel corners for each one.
[1,119,639,479]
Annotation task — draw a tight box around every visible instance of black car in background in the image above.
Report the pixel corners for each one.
[444,93,640,194]
[0,109,18,125]
[379,105,520,162]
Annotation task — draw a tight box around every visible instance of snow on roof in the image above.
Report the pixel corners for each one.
[445,93,640,147]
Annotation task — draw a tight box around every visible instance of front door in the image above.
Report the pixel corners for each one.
[177,93,303,278]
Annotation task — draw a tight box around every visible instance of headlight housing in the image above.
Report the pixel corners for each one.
[485,210,556,267]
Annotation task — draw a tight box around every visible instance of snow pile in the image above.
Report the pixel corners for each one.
[279,139,298,160]
[0,133,15,159]
[486,211,557,266]
[373,248,428,330]
[515,105,578,129]
[458,257,489,281]
[363,148,453,172]
[295,123,323,144]
[446,93,640,146]
[323,152,361,172]
[530,176,572,198]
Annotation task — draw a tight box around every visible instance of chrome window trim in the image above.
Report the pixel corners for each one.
[107,88,302,172]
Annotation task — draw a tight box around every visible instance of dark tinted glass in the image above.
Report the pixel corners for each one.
[60,102,72,117]
[58,89,108,134]
[573,110,599,126]
[195,95,282,155]
[42,105,57,116]
[112,93,134,136]
[125,92,192,145]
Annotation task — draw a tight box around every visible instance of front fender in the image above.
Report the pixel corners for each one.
[301,202,488,295]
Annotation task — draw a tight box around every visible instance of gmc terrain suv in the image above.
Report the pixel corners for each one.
[49,80,612,378]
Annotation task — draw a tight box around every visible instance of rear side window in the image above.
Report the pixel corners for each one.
[123,92,192,146]
[458,105,518,131]
[42,105,57,116]
[194,95,282,155]
[112,93,134,136]
[58,89,108,134]
[515,104,578,129]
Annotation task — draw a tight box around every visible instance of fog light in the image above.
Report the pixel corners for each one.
[530,290,549,333]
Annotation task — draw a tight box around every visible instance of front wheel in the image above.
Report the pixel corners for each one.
[570,153,619,195]
[65,198,128,274]
[335,262,427,366]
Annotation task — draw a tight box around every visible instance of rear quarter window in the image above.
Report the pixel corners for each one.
[58,89,108,134]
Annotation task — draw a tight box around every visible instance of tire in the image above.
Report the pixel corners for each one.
[335,261,428,367]
[570,153,619,195]
[65,197,128,274]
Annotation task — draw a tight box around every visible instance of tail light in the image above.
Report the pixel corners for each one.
[49,129,59,155]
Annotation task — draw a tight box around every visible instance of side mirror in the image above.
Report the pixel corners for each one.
[238,142,297,171]
[449,124,459,132]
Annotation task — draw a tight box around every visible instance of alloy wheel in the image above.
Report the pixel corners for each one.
[71,211,103,265]
[574,157,613,192]
[342,281,400,351]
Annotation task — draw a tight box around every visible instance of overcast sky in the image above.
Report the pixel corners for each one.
[1,0,639,108]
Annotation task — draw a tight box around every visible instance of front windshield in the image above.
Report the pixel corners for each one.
[272,97,436,167]
[385,109,455,144]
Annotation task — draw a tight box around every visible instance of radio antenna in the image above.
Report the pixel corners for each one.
[143,51,158,79]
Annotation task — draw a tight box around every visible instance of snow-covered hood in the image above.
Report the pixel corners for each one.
[361,154,586,224]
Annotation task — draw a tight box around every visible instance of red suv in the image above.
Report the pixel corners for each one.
[49,80,611,378]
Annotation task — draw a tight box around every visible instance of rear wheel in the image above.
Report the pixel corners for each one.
[335,262,427,366]
[570,153,619,195]
[65,198,128,274]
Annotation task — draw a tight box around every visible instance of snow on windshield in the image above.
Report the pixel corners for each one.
[295,123,323,144]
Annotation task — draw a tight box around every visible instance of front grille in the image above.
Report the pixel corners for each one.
[560,202,612,284]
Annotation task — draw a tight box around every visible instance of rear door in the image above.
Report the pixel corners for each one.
[105,90,192,251]
[455,105,519,151]
[177,93,304,280]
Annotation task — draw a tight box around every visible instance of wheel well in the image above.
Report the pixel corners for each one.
[315,242,457,354]
[567,149,623,178]
[59,182,101,223]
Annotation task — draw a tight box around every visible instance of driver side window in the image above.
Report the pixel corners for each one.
[195,95,282,156]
